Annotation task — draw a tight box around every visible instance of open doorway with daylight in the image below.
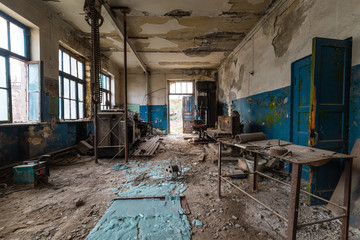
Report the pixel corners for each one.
[169,81,194,134]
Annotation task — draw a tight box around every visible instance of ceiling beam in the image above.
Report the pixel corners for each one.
[102,3,149,73]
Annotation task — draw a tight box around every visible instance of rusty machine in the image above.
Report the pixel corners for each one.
[206,111,244,139]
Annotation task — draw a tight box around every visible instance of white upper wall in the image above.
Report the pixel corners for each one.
[218,0,360,104]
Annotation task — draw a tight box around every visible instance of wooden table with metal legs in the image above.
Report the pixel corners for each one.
[216,140,354,240]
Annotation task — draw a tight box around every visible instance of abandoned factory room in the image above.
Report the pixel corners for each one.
[2,0,360,240]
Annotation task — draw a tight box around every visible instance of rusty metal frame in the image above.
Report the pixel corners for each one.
[217,141,353,240]
[96,112,125,161]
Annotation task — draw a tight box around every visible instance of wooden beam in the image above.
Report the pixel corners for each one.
[102,3,149,73]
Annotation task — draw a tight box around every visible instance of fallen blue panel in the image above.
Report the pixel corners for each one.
[115,160,187,198]
[87,197,191,240]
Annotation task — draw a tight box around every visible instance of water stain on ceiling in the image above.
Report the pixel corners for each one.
[42,0,276,70]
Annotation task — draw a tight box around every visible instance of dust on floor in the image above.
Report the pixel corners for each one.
[0,134,359,239]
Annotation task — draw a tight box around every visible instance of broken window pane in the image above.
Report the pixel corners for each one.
[0,56,6,88]
[10,58,27,122]
[64,78,69,98]
[78,83,83,101]
[9,22,25,56]
[28,92,39,121]
[63,52,70,74]
[170,82,175,93]
[70,100,76,119]
[70,80,76,99]
[28,63,39,92]
[58,50,62,71]
[79,102,84,119]
[64,99,70,119]
[71,57,77,77]
[0,89,8,121]
[28,63,40,121]
[77,61,83,79]
[0,17,8,50]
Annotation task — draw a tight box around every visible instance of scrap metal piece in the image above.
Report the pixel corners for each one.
[165,158,182,179]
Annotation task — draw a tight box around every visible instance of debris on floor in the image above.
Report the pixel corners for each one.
[132,136,161,157]
[87,197,191,240]
[88,159,191,239]
[112,163,130,171]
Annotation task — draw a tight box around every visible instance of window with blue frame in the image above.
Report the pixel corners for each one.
[100,73,111,110]
[58,48,85,120]
[0,11,40,123]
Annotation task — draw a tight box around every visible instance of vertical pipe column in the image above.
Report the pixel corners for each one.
[341,158,353,240]
[217,141,222,198]
[145,72,150,122]
[287,163,302,240]
[253,152,258,191]
[122,9,129,163]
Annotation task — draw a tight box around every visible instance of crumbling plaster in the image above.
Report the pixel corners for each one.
[42,0,274,70]
[219,0,360,109]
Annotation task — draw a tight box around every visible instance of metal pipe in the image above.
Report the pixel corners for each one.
[221,176,288,223]
[121,9,129,163]
[94,104,98,163]
[102,3,148,73]
[145,72,150,122]
[217,142,222,198]
[297,215,347,229]
[341,158,353,239]
[256,171,347,211]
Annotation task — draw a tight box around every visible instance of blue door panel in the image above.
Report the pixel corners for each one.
[308,37,352,205]
[182,96,194,133]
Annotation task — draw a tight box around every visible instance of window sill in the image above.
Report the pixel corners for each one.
[58,119,93,123]
[0,121,46,127]
[0,119,93,127]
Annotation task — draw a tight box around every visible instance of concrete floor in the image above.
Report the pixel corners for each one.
[0,134,359,239]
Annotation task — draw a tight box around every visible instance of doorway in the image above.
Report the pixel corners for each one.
[168,81,194,134]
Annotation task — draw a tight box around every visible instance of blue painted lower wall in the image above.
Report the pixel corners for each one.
[140,105,168,133]
[0,121,92,167]
[221,64,360,181]
[232,86,291,141]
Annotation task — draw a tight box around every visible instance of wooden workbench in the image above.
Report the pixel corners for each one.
[216,139,353,240]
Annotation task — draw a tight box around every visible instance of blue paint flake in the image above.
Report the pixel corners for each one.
[112,163,130,171]
[192,219,203,226]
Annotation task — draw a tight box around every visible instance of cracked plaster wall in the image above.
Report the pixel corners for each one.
[219,0,360,110]
[0,0,121,166]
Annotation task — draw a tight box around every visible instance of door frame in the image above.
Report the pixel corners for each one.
[167,80,195,134]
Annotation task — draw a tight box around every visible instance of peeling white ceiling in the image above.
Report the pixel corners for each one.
[42,0,274,71]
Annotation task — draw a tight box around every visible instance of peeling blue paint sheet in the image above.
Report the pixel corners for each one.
[87,197,191,240]
[88,160,191,239]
